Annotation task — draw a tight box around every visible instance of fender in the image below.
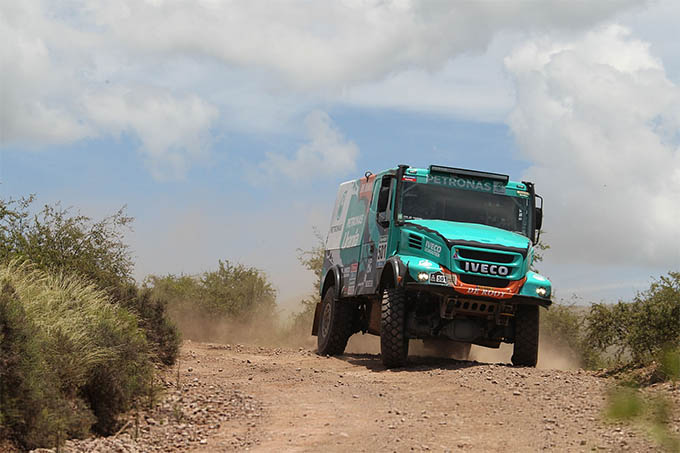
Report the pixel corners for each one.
[321,265,343,299]
[313,265,343,336]
[379,256,407,290]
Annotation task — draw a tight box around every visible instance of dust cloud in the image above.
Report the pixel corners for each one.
[168,308,317,349]
[173,308,581,371]
[345,330,581,370]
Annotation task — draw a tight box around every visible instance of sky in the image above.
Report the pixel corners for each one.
[1,0,679,311]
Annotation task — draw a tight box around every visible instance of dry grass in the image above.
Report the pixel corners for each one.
[0,260,153,450]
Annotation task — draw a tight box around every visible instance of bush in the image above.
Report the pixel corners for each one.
[585,272,680,365]
[145,260,277,343]
[0,196,133,290]
[0,279,87,449]
[540,302,602,369]
[0,196,179,366]
[113,284,181,366]
[0,261,153,449]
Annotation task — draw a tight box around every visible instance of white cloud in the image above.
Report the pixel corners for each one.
[0,1,219,179]
[341,43,516,122]
[261,111,358,180]
[506,25,680,267]
[2,0,643,168]
[84,86,218,179]
[85,0,642,88]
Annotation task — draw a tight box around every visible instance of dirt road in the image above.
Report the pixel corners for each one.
[59,338,679,453]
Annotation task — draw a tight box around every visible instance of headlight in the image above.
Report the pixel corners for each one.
[536,287,548,297]
[417,272,429,282]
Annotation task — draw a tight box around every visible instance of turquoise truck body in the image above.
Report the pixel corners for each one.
[312,164,551,367]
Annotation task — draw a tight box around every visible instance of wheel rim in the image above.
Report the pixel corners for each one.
[320,300,332,339]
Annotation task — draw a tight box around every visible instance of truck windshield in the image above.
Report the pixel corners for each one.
[400,182,532,238]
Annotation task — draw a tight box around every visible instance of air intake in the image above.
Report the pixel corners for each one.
[408,234,423,250]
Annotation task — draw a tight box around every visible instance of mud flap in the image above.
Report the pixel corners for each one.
[311,302,322,336]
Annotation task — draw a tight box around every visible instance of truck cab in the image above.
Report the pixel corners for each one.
[312,164,551,367]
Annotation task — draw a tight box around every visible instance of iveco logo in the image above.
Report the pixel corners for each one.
[463,262,510,276]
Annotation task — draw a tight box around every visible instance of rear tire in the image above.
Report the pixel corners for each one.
[511,305,539,367]
[380,288,409,368]
[316,287,354,356]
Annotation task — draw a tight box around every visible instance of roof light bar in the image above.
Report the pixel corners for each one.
[429,165,509,184]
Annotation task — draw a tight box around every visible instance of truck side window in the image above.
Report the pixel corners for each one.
[377,177,392,213]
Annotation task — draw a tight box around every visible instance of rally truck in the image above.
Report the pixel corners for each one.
[311,164,552,368]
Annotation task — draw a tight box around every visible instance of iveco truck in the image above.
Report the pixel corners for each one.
[312,165,552,368]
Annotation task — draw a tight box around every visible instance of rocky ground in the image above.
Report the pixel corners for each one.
[33,338,679,452]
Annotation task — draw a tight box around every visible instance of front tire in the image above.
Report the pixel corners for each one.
[317,286,354,356]
[511,305,539,367]
[380,288,409,368]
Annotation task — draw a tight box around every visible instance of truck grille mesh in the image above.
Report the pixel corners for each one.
[456,248,514,263]
[459,275,509,288]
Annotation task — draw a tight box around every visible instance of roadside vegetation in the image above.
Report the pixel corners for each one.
[542,273,680,451]
[143,260,278,344]
[0,196,179,450]
[543,272,680,376]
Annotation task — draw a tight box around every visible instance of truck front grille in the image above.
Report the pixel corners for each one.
[459,275,510,288]
[457,248,514,263]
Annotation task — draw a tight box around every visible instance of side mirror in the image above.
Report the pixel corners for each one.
[535,207,543,231]
[377,211,389,227]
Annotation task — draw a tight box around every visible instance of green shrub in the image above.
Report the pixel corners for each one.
[0,279,90,449]
[606,385,680,452]
[540,302,603,369]
[0,196,179,366]
[200,260,277,317]
[0,196,133,290]
[113,284,181,366]
[145,260,277,343]
[585,272,680,365]
[0,261,153,448]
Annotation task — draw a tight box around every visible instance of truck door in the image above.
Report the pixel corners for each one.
[357,175,393,295]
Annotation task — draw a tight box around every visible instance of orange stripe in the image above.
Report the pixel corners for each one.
[440,267,525,299]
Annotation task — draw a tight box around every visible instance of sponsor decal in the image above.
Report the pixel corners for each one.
[376,236,388,267]
[341,231,361,248]
[418,259,436,268]
[463,261,509,276]
[402,176,417,182]
[492,181,506,195]
[465,287,507,298]
[335,192,347,221]
[364,258,372,275]
[348,262,357,288]
[424,240,442,258]
[426,175,508,195]
[345,214,364,228]
[429,272,447,284]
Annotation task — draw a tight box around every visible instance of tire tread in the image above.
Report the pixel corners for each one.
[511,304,539,367]
[381,288,408,368]
[317,288,354,356]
